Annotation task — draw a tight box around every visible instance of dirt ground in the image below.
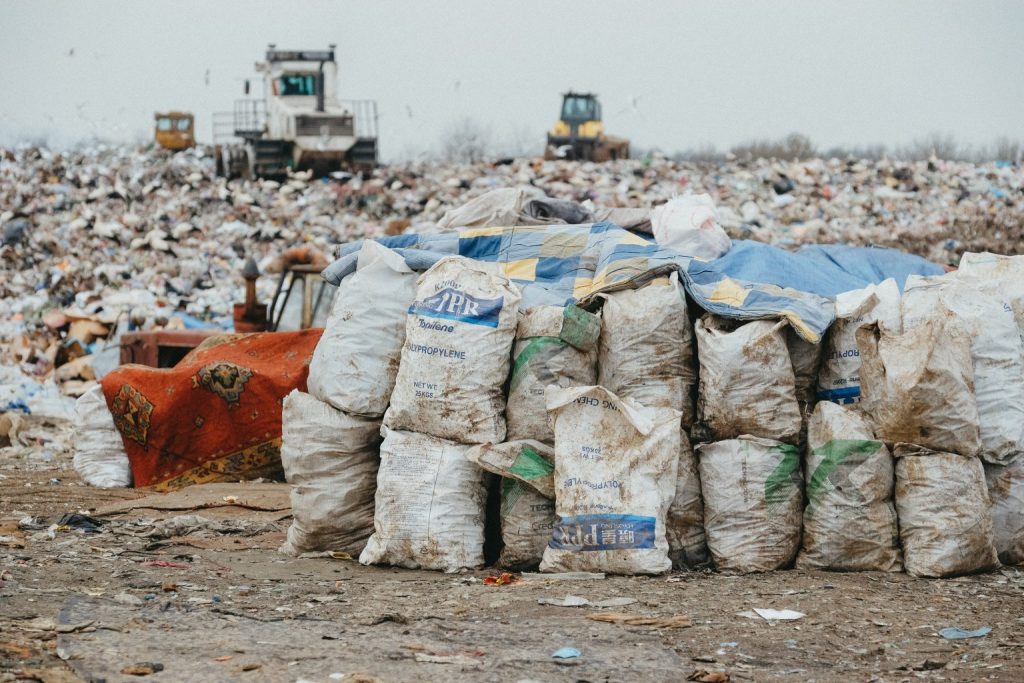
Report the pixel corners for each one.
[2,415,1023,683]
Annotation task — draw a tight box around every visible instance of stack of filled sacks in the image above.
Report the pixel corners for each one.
[355,255,522,572]
[465,303,600,570]
[520,275,707,576]
[853,252,1024,576]
[691,315,807,573]
[280,241,417,557]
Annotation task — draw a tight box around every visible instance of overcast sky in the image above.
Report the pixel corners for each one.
[1,0,1021,160]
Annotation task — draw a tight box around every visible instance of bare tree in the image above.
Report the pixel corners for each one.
[440,117,492,163]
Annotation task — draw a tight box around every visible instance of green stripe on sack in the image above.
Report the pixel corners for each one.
[560,305,601,350]
[509,336,565,391]
[806,439,882,505]
[764,443,801,514]
[509,445,555,481]
[501,478,523,517]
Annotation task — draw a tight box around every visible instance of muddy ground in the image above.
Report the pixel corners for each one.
[2,415,1023,683]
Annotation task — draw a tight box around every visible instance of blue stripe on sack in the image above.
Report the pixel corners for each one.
[549,514,656,551]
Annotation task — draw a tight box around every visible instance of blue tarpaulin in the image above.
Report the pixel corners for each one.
[322,225,943,343]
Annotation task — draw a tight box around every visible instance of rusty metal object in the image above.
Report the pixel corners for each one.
[119,330,221,368]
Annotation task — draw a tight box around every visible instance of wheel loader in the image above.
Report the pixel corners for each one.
[545,92,629,162]
[154,112,195,151]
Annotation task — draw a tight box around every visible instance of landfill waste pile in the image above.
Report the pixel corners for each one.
[3,145,1024,680]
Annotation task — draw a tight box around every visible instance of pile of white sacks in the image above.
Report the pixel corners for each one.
[278,247,1024,577]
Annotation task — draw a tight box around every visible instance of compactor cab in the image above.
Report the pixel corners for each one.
[154,112,195,151]
[546,92,629,162]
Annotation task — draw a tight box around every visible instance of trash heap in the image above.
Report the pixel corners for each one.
[264,246,1024,577]
[2,143,1021,403]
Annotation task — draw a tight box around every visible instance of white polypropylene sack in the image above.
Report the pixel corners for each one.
[650,194,732,261]
[597,273,696,426]
[72,385,132,487]
[894,444,999,578]
[464,440,555,499]
[437,187,547,230]
[666,430,710,569]
[540,386,680,575]
[797,402,902,572]
[957,252,1024,336]
[307,241,417,417]
[279,391,380,556]
[359,429,486,572]
[985,456,1024,566]
[698,436,803,573]
[499,479,557,570]
[695,317,802,444]
[902,274,1024,464]
[857,316,982,458]
[505,305,599,444]
[384,256,521,444]
[816,279,901,406]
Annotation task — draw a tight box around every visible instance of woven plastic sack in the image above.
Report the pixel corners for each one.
[505,305,599,444]
[894,444,998,578]
[984,456,1024,566]
[465,440,555,499]
[816,279,900,406]
[384,256,520,444]
[72,385,132,487]
[695,317,802,444]
[698,436,803,573]
[359,428,486,572]
[902,274,1024,464]
[796,402,901,572]
[307,240,417,417]
[857,316,981,458]
[541,386,680,575]
[666,430,710,569]
[279,391,380,556]
[597,273,696,426]
[498,479,557,570]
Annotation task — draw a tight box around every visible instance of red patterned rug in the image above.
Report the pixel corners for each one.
[101,329,323,490]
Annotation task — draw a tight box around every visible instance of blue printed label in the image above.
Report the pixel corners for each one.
[816,385,860,405]
[549,514,656,551]
[409,287,503,328]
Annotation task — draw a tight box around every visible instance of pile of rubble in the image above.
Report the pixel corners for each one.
[1,144,1021,401]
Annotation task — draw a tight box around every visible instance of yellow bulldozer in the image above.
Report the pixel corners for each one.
[545,92,629,162]
[154,112,196,151]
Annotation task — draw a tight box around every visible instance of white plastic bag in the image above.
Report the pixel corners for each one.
[359,429,486,572]
[698,436,803,573]
[307,241,417,417]
[498,479,557,570]
[984,456,1024,566]
[505,305,599,444]
[902,274,1024,464]
[797,402,902,572]
[650,194,732,261]
[894,444,999,578]
[695,317,802,444]
[279,391,380,556]
[816,279,901,405]
[72,385,132,488]
[541,386,680,575]
[465,440,555,499]
[666,430,709,569]
[384,256,521,444]
[857,316,981,458]
[597,273,696,426]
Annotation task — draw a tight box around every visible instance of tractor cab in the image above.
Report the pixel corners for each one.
[560,93,602,124]
[154,112,195,151]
